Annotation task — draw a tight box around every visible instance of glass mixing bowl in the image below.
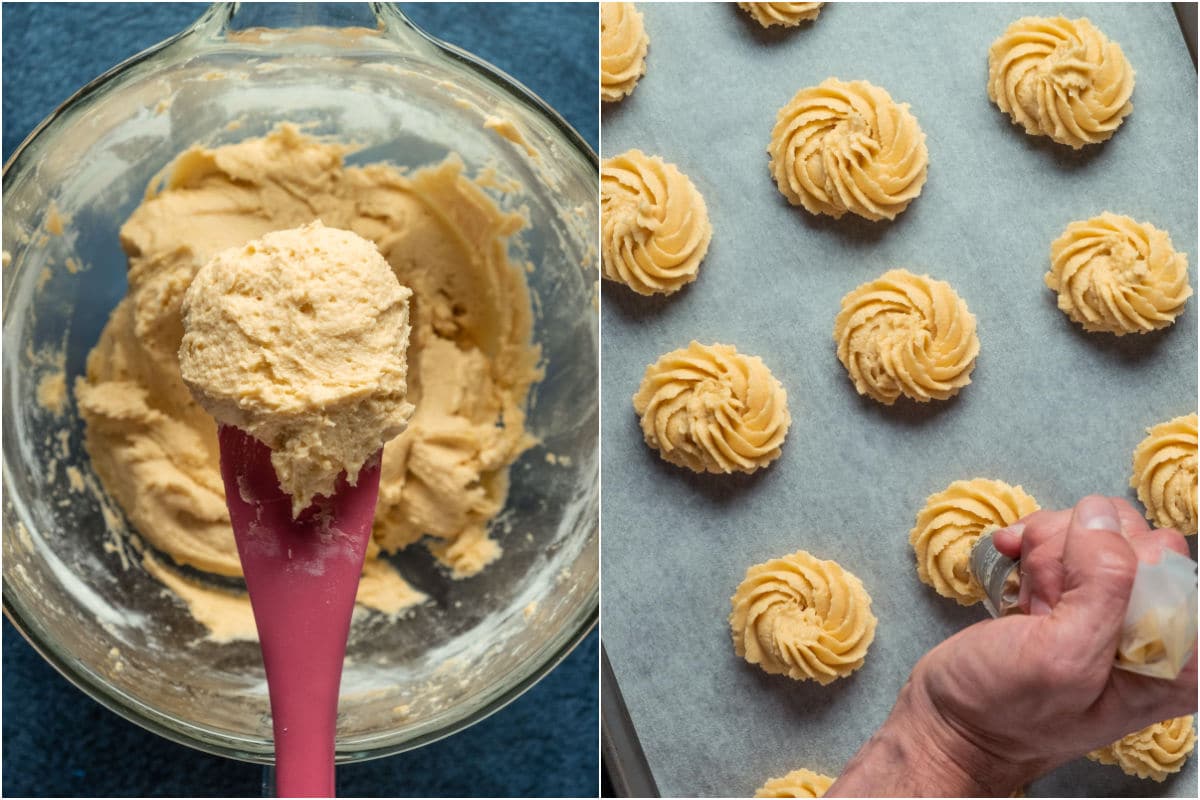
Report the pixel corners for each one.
[2,2,597,764]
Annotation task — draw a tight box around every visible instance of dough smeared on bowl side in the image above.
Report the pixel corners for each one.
[739,2,823,28]
[755,768,835,798]
[910,479,1039,606]
[988,16,1134,149]
[769,78,927,221]
[1131,413,1197,535]
[601,150,711,296]
[632,341,789,474]
[1088,716,1196,782]
[601,2,649,103]
[730,550,876,684]
[1046,213,1191,336]
[834,269,979,405]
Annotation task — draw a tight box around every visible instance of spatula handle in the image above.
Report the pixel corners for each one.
[219,426,382,798]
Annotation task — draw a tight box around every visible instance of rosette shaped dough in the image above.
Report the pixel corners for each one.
[1047,214,1191,336]
[739,2,823,28]
[601,3,649,103]
[755,769,835,798]
[988,17,1134,149]
[602,151,712,295]
[1088,716,1196,782]
[910,479,1039,606]
[633,342,789,473]
[730,550,877,684]
[769,78,927,222]
[1131,414,1197,535]
[834,270,979,405]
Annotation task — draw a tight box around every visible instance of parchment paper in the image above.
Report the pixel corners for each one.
[600,4,1198,796]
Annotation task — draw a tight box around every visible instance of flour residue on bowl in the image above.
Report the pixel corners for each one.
[72,124,543,640]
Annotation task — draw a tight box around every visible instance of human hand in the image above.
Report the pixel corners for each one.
[829,495,1197,797]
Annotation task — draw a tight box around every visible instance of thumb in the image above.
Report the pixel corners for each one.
[1050,496,1138,666]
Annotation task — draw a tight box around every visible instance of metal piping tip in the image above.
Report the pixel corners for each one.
[970,531,1022,618]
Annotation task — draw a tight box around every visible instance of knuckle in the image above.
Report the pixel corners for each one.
[1020,510,1068,552]
[1022,551,1065,586]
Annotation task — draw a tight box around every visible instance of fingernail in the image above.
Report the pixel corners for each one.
[993,522,1022,542]
[988,522,1027,554]
[1075,496,1120,532]
[1030,595,1051,616]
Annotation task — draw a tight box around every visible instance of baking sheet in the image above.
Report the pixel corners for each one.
[600,3,1198,796]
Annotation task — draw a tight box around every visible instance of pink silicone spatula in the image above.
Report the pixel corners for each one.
[218,424,381,798]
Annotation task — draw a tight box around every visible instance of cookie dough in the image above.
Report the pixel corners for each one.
[74,126,540,631]
[730,550,876,684]
[601,150,711,296]
[633,341,790,474]
[755,769,835,798]
[1088,716,1196,782]
[1047,213,1191,336]
[1131,413,1197,535]
[601,2,649,103]
[834,269,979,405]
[179,222,414,515]
[988,17,1134,149]
[910,479,1039,606]
[769,78,927,222]
[739,2,823,28]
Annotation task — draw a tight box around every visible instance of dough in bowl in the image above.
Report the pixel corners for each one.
[1131,413,1197,535]
[601,2,649,103]
[632,341,789,474]
[1088,716,1196,782]
[730,550,876,684]
[73,127,541,635]
[769,78,927,222]
[601,150,711,296]
[834,269,979,405]
[910,479,1039,606]
[755,768,835,798]
[987,16,1134,149]
[1046,213,1191,336]
[739,2,823,28]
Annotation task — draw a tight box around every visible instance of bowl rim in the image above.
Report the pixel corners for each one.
[1,2,599,765]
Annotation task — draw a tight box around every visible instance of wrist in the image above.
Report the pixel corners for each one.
[828,678,1038,797]
[902,676,1042,795]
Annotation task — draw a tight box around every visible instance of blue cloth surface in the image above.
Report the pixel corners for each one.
[1,3,598,796]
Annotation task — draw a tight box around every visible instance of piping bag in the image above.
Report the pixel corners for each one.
[971,532,1198,679]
